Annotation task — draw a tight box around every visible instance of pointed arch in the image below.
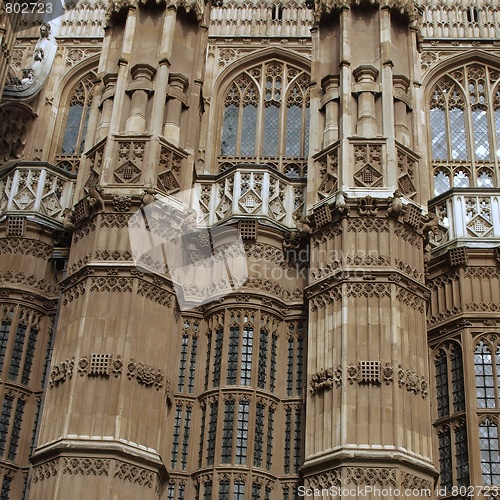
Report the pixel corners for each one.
[425,53,500,195]
[211,49,311,175]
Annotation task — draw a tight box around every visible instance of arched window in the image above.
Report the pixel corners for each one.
[219,60,310,175]
[429,64,500,195]
[60,72,96,156]
[479,417,500,485]
[474,338,500,408]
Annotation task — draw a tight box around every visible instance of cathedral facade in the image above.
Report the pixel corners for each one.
[0,0,500,498]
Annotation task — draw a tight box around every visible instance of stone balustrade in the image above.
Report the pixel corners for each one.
[429,188,500,249]
[195,164,306,228]
[0,162,75,226]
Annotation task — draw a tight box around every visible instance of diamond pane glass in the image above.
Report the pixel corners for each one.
[221,105,238,156]
[235,401,249,464]
[475,342,496,408]
[286,105,302,157]
[61,105,84,154]
[263,105,279,157]
[430,107,447,160]
[472,108,490,160]
[435,350,449,418]
[449,108,468,160]
[455,423,470,486]
[454,169,470,188]
[438,428,452,489]
[451,347,466,413]
[240,325,253,385]
[479,419,500,485]
[241,105,257,156]
[0,321,10,374]
[434,170,451,196]
[478,170,494,187]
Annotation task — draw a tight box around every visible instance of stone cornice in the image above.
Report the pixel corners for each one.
[106,0,205,22]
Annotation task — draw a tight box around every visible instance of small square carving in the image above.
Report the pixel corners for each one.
[449,247,469,267]
[89,353,111,376]
[403,204,422,229]
[239,220,257,240]
[359,361,381,384]
[314,204,332,227]
[7,216,25,237]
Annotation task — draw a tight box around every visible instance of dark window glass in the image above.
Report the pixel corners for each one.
[222,400,235,463]
[21,326,38,385]
[0,321,11,374]
[438,427,452,489]
[479,418,500,485]
[207,403,218,466]
[8,322,26,381]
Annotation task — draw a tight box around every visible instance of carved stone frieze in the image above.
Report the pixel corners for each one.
[112,194,133,212]
[89,277,133,293]
[464,267,500,280]
[61,457,110,476]
[114,461,155,488]
[99,213,131,228]
[33,459,59,482]
[73,219,96,243]
[345,282,391,298]
[394,223,422,248]
[136,280,172,306]
[427,306,462,326]
[396,288,425,313]
[401,472,432,491]
[304,468,341,489]
[0,237,53,259]
[0,270,59,295]
[346,218,389,233]
[346,467,397,487]
[397,365,428,398]
[94,249,133,261]
[465,302,500,312]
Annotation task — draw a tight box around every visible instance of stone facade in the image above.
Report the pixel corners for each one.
[0,0,499,498]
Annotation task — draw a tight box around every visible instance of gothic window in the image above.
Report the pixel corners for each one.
[180,405,192,470]
[0,476,12,500]
[21,326,38,385]
[178,318,199,393]
[437,421,470,488]
[286,321,305,397]
[178,334,189,391]
[170,404,183,468]
[9,321,27,381]
[479,417,500,485]
[0,320,11,374]
[253,403,265,467]
[206,402,218,466]
[222,399,235,463]
[235,400,250,464]
[203,480,212,500]
[429,64,500,195]
[226,312,255,386]
[213,328,223,387]
[234,480,245,499]
[8,397,25,460]
[219,480,230,499]
[0,394,14,456]
[61,73,95,155]
[266,405,274,470]
[257,328,268,389]
[474,338,500,408]
[219,61,310,168]
[434,343,466,418]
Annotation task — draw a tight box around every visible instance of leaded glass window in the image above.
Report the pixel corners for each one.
[21,326,38,385]
[266,405,274,470]
[240,324,253,385]
[227,324,239,385]
[284,407,292,474]
[474,340,497,408]
[0,395,14,456]
[8,322,26,381]
[222,399,235,463]
[170,404,182,468]
[188,335,197,393]
[252,483,262,500]
[236,400,250,465]
[253,403,265,467]
[178,334,189,391]
[0,476,12,500]
[257,328,268,390]
[438,426,453,489]
[61,73,95,155]
[0,320,10,375]
[8,397,25,460]
[219,480,230,500]
[219,61,310,170]
[180,405,192,470]
[203,480,212,500]
[294,406,302,472]
[234,480,245,499]
[429,64,500,195]
[479,417,500,485]
[213,328,223,387]
[207,402,218,466]
[455,421,469,487]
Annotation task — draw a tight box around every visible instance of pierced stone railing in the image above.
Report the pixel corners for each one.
[195,164,306,228]
[420,0,500,40]
[209,1,313,38]
[0,162,76,226]
[428,188,500,249]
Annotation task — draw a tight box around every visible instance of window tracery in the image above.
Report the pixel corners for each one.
[429,64,500,195]
[60,72,96,156]
[219,60,310,175]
